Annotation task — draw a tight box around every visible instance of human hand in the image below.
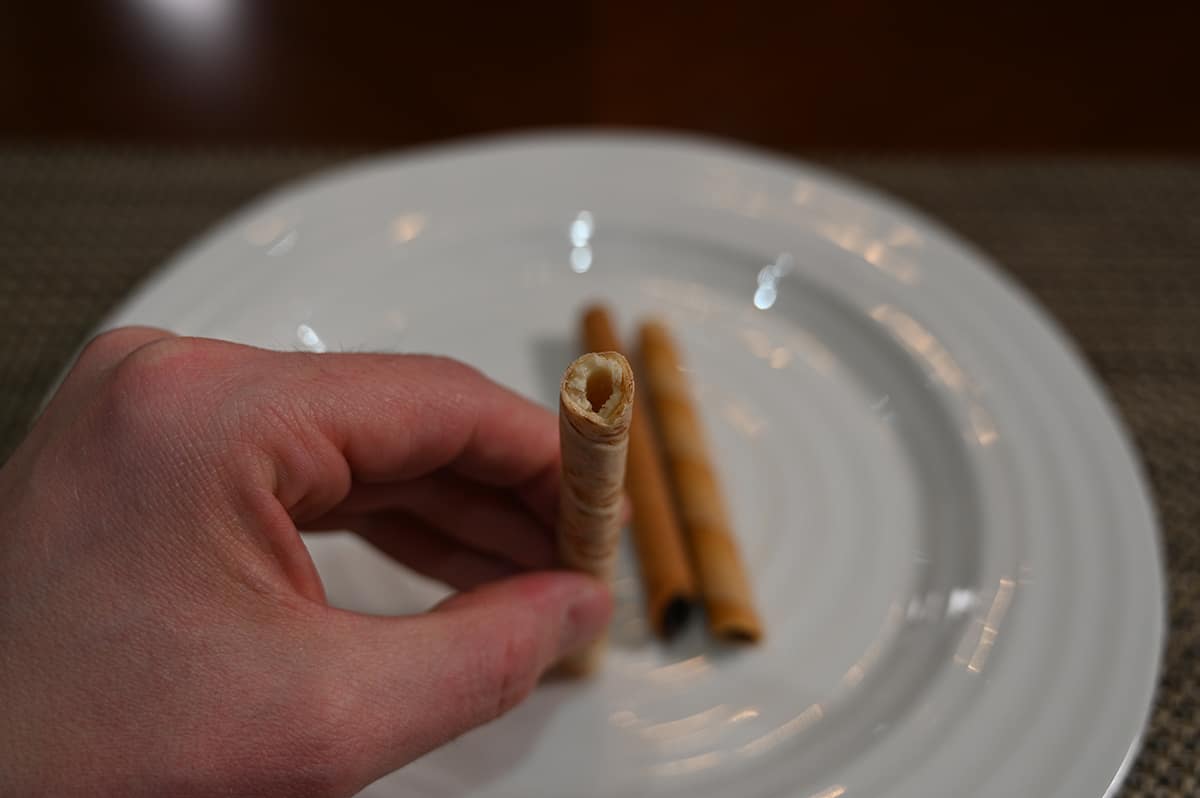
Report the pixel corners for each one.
[0,329,611,797]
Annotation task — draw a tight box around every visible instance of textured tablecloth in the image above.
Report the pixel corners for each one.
[0,148,1195,796]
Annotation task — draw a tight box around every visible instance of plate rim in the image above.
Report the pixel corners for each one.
[92,131,1166,797]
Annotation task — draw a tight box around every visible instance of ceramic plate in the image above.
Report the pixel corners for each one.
[96,134,1164,797]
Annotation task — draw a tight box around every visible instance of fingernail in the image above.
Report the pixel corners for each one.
[559,578,613,657]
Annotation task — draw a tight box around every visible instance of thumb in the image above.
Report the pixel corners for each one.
[322,571,611,791]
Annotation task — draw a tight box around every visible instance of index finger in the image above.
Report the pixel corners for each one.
[320,353,558,485]
[100,338,562,525]
[241,348,560,521]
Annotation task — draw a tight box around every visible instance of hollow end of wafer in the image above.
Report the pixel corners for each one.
[659,595,694,640]
[560,351,634,431]
[586,367,614,413]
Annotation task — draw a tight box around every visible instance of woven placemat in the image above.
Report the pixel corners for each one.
[0,148,1195,795]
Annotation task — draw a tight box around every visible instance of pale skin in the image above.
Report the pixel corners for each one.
[0,328,612,797]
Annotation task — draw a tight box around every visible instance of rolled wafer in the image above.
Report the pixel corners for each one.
[557,350,635,673]
[639,321,763,644]
[582,305,696,639]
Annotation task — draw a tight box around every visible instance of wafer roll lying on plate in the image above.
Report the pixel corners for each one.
[582,305,696,639]
[557,351,635,673]
[639,321,764,644]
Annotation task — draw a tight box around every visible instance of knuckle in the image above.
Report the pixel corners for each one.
[114,335,204,383]
[109,336,215,400]
[97,337,217,437]
[76,326,171,371]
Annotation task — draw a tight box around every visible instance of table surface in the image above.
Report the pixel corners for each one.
[0,147,1195,796]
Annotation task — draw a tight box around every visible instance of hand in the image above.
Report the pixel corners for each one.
[0,329,611,797]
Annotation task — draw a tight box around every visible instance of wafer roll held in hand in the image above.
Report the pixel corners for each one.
[557,351,635,673]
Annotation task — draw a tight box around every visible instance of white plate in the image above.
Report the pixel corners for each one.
[97,134,1164,797]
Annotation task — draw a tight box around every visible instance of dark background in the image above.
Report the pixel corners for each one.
[3,1,1199,151]
[0,6,1198,798]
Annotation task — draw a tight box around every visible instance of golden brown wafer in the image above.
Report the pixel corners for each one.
[557,350,635,673]
[639,321,763,644]
[582,305,696,639]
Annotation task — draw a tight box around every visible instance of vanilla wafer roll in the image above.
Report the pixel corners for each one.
[557,351,635,673]
[639,321,763,644]
[582,305,696,639]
